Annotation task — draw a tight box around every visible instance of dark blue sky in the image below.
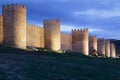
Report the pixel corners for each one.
[0,0,120,39]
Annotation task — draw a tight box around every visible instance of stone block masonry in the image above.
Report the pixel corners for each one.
[61,32,72,52]
[89,36,97,55]
[72,28,89,55]
[26,24,44,48]
[110,43,116,58]
[2,4,26,49]
[0,3,117,58]
[97,38,105,56]
[105,40,110,57]
[44,19,61,51]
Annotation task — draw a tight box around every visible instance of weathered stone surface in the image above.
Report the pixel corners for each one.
[61,32,72,52]
[26,24,44,48]
[0,4,117,58]
[44,19,60,51]
[89,36,97,55]
[72,29,89,55]
[105,40,110,57]
[110,43,116,58]
[2,4,26,49]
[97,38,105,56]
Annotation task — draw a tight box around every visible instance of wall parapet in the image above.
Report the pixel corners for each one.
[72,28,89,55]
[2,4,26,9]
[44,19,60,51]
[27,24,43,29]
[72,28,88,32]
[44,19,60,22]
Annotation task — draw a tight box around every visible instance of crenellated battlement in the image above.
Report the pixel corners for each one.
[2,4,26,9]
[44,19,60,22]
[44,19,60,51]
[89,36,97,40]
[27,24,43,29]
[72,28,89,55]
[2,3,26,49]
[72,28,88,36]
[72,28,88,32]
[0,3,117,57]
[44,19,60,25]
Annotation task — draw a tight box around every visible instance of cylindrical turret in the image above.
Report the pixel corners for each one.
[44,19,60,51]
[72,29,80,52]
[72,28,89,55]
[89,36,97,55]
[2,4,26,49]
[0,15,3,44]
[110,43,116,58]
[81,29,89,55]
[105,40,110,57]
[97,38,105,56]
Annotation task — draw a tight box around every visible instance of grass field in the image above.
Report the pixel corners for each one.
[0,45,120,80]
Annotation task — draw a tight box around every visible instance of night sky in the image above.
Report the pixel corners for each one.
[0,0,120,39]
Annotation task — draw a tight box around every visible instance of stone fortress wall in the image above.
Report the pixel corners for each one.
[110,43,116,58]
[44,19,60,51]
[72,29,89,55]
[2,4,26,49]
[26,24,44,48]
[89,36,97,55]
[97,38,105,56]
[61,32,72,52]
[0,3,117,58]
[105,40,110,57]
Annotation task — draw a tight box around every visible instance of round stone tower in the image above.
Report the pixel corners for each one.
[72,28,89,55]
[97,38,105,56]
[72,29,80,52]
[89,36,97,55]
[2,4,26,49]
[105,40,110,57]
[0,15,3,44]
[81,29,89,55]
[44,19,60,51]
[110,43,116,58]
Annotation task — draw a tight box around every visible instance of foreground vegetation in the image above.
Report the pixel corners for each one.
[0,45,120,80]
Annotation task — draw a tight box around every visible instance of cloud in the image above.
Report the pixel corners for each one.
[61,24,120,39]
[61,24,104,33]
[89,28,104,32]
[73,8,120,19]
[1,0,120,39]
